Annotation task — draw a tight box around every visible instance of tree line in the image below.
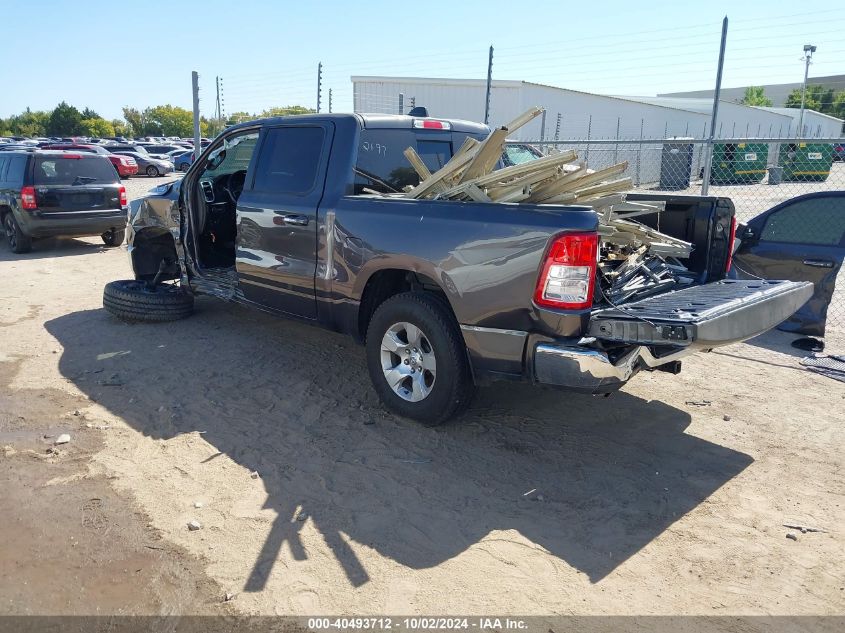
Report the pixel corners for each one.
[0,102,315,139]
[740,85,845,126]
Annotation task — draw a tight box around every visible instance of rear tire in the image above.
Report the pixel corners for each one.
[3,213,32,254]
[146,165,160,177]
[365,292,474,426]
[103,280,194,322]
[102,228,126,247]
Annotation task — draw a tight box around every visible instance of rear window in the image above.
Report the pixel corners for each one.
[34,156,118,185]
[353,129,484,194]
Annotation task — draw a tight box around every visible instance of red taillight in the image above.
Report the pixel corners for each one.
[61,154,83,159]
[725,216,737,273]
[21,186,37,210]
[119,185,127,206]
[412,119,451,130]
[534,232,598,310]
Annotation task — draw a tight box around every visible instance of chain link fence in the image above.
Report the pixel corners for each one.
[514,136,845,335]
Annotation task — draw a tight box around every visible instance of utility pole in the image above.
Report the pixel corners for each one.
[797,44,816,137]
[329,88,333,113]
[484,45,493,125]
[215,76,221,120]
[316,62,323,113]
[701,16,728,196]
[191,71,201,161]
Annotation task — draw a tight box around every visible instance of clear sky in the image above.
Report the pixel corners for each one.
[0,0,842,120]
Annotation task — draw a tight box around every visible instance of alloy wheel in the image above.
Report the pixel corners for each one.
[379,321,437,402]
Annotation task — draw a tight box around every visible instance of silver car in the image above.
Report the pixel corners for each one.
[112,151,174,177]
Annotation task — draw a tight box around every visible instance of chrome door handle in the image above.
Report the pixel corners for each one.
[281,214,309,226]
[802,259,834,268]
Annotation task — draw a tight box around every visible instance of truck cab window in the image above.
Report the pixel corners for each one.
[253,126,324,194]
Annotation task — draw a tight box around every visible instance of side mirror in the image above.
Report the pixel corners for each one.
[741,226,755,241]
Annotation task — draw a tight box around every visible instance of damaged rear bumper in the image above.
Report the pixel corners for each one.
[534,343,692,392]
[533,279,813,392]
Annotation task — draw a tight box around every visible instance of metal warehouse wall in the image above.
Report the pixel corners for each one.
[352,77,511,124]
[761,107,844,138]
[351,76,838,185]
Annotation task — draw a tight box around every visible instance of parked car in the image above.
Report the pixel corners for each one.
[833,143,845,162]
[502,142,544,166]
[43,143,138,178]
[732,191,845,337]
[140,144,187,156]
[105,113,811,425]
[0,151,128,253]
[171,150,194,172]
[111,151,173,177]
[104,143,151,157]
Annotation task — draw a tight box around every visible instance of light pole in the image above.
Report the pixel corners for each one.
[797,44,816,137]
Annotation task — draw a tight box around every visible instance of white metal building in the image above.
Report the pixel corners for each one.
[757,107,843,138]
[349,76,837,140]
[351,75,842,185]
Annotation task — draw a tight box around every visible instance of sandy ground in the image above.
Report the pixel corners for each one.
[0,176,843,616]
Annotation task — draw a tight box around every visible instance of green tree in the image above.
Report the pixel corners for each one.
[829,91,845,121]
[740,86,772,107]
[111,119,129,137]
[81,107,101,119]
[143,104,194,136]
[122,107,144,137]
[46,101,84,136]
[784,85,835,113]
[79,117,115,137]
[260,105,315,117]
[5,108,50,137]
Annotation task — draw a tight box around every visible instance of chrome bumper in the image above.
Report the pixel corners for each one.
[534,343,694,392]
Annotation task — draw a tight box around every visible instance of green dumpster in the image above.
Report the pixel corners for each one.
[710,142,769,185]
[779,142,834,182]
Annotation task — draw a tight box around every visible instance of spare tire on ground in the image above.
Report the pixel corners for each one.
[103,280,194,322]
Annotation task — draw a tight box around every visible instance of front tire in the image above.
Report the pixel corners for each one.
[3,213,32,254]
[102,228,126,247]
[365,292,474,425]
[103,280,194,322]
[146,165,160,177]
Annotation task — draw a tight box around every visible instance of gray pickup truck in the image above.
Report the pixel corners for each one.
[105,113,812,425]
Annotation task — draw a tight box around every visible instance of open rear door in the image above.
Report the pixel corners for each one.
[589,279,813,348]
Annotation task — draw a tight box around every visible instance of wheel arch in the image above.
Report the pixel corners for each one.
[356,266,457,342]
[129,226,179,281]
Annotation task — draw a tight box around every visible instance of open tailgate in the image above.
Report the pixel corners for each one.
[589,279,813,347]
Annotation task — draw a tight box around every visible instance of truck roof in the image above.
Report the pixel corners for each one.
[227,112,490,136]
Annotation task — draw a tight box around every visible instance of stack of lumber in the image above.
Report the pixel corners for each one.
[402,107,633,205]
[398,107,698,306]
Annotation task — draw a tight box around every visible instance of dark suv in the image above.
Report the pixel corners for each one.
[0,151,128,253]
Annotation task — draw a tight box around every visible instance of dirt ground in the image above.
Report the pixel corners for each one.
[1,176,843,616]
